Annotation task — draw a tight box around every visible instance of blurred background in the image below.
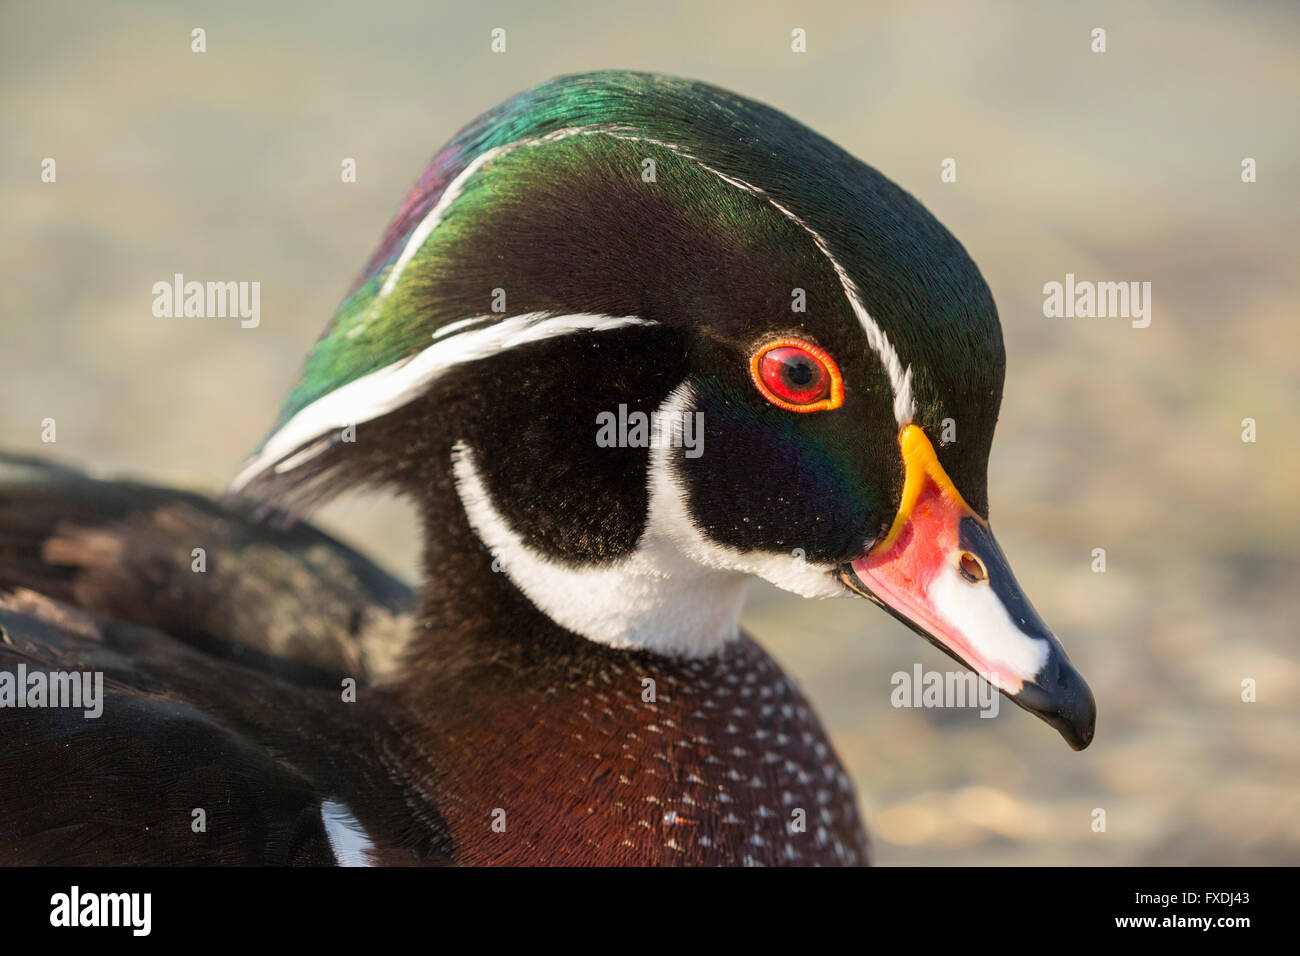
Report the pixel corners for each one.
[2,0,1297,864]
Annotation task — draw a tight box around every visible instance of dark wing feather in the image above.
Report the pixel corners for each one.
[0,455,447,865]
[0,454,412,683]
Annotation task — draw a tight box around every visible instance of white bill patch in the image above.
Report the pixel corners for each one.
[928,567,1051,689]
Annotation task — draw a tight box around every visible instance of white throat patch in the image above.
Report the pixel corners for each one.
[451,384,845,658]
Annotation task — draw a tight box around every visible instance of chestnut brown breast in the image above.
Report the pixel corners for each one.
[393,634,868,865]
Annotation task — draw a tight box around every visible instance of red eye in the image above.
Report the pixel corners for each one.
[749,338,844,412]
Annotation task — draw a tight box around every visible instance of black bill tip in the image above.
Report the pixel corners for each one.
[1013,647,1097,751]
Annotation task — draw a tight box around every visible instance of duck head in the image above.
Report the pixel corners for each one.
[232,72,1094,751]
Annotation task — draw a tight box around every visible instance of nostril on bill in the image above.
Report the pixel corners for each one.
[958,551,987,583]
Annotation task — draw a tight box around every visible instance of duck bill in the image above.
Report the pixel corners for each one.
[839,426,1095,750]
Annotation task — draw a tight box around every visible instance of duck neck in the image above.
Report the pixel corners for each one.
[389,530,868,864]
[371,469,868,865]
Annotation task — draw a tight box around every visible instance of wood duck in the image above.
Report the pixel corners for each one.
[0,71,1094,866]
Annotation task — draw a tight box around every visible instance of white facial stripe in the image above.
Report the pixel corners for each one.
[432,315,491,339]
[230,312,652,491]
[379,144,507,298]
[451,383,844,658]
[644,384,847,601]
[764,199,915,425]
[377,125,630,301]
[320,798,377,867]
[374,124,915,423]
[928,567,1050,689]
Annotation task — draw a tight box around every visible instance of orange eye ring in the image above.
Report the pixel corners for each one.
[748,338,845,413]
